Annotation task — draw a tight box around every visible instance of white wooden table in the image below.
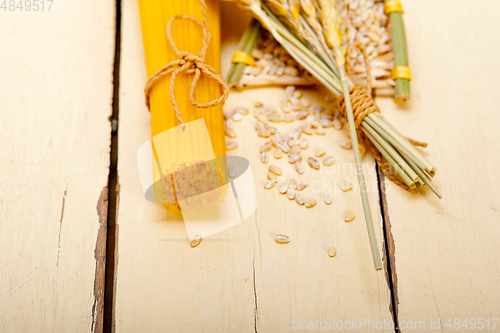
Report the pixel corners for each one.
[1,0,500,332]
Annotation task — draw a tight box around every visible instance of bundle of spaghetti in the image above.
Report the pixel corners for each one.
[138,0,227,211]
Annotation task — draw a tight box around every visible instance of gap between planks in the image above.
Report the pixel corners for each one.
[103,0,122,332]
[377,165,400,333]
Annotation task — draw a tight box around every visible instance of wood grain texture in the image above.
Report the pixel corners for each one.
[376,0,500,331]
[114,1,392,331]
[0,2,116,332]
[115,1,256,331]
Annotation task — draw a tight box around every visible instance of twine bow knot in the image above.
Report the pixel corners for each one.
[177,51,204,66]
[144,1,229,126]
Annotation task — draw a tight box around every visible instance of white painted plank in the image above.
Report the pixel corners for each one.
[115,1,392,331]
[114,1,258,332]
[0,2,116,332]
[377,0,500,331]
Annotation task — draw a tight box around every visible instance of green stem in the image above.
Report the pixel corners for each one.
[400,153,442,198]
[279,38,342,95]
[340,66,383,271]
[388,10,410,103]
[361,127,416,189]
[262,4,343,92]
[369,114,436,175]
[298,15,340,78]
[361,121,418,183]
[227,19,262,87]
[246,2,342,93]
[363,115,425,171]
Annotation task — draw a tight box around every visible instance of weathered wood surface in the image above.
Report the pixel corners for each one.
[114,1,392,332]
[3,0,497,331]
[375,0,500,331]
[0,2,116,333]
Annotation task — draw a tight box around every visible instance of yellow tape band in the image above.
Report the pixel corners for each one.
[391,66,412,80]
[231,50,255,66]
[384,0,404,14]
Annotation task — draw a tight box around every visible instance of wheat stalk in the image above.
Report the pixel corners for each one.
[227,19,262,86]
[299,0,384,269]
[233,0,440,271]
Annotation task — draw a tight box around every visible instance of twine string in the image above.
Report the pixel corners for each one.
[345,42,372,95]
[144,0,229,125]
[339,42,424,193]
